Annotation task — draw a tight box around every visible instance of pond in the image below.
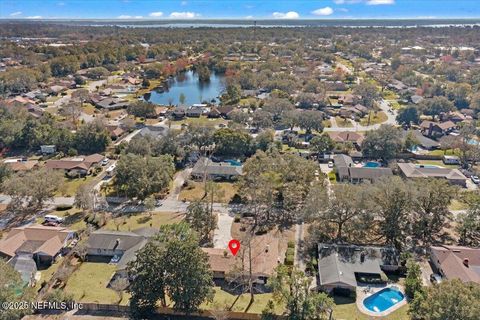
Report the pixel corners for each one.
[144,70,225,106]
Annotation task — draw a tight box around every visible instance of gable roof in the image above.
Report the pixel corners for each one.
[398,163,467,181]
[0,225,74,258]
[318,244,398,288]
[431,245,480,284]
[192,158,243,177]
[328,132,364,144]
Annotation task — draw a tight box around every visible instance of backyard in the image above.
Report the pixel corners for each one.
[332,295,409,320]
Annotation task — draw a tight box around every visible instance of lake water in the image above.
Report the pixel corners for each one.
[144,70,225,106]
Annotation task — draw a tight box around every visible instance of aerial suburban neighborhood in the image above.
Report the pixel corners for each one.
[0,1,480,320]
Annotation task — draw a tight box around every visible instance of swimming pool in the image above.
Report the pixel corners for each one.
[363,287,405,313]
[224,159,242,166]
[363,161,381,168]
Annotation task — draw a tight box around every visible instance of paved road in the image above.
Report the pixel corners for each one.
[324,99,397,132]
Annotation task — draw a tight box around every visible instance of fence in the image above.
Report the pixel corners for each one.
[74,303,285,320]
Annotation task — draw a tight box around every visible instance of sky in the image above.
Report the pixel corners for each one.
[1,0,479,20]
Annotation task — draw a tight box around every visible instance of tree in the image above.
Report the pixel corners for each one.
[269,265,333,320]
[362,125,403,162]
[456,199,480,246]
[353,82,379,108]
[185,200,217,245]
[0,259,34,319]
[127,101,157,118]
[179,92,186,105]
[420,96,454,121]
[396,105,420,127]
[297,110,324,134]
[61,102,82,125]
[74,184,94,212]
[411,179,455,246]
[49,56,79,77]
[305,183,370,241]
[404,260,423,299]
[410,279,480,320]
[369,176,412,249]
[196,64,211,82]
[128,223,213,318]
[213,128,252,157]
[282,109,300,131]
[309,135,334,155]
[224,83,241,104]
[2,168,63,210]
[115,154,175,200]
[74,121,110,154]
[263,98,294,121]
[71,88,90,107]
[110,277,129,305]
[251,110,273,130]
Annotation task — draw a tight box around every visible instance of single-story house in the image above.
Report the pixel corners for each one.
[333,154,393,183]
[402,130,440,150]
[397,162,467,187]
[3,159,39,172]
[0,225,76,266]
[202,234,280,285]
[86,228,155,278]
[45,154,105,176]
[430,245,480,284]
[191,158,243,181]
[317,243,399,294]
[420,120,456,138]
[328,132,365,149]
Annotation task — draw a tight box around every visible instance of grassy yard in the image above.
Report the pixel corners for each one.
[35,257,64,290]
[335,117,353,128]
[382,90,399,100]
[332,296,409,320]
[65,262,130,305]
[427,149,460,157]
[202,287,284,314]
[323,119,332,128]
[179,181,238,203]
[449,199,468,211]
[170,117,229,127]
[56,176,96,197]
[82,103,96,115]
[359,111,388,126]
[103,211,183,232]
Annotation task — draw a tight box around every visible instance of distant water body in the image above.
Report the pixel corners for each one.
[8,19,480,29]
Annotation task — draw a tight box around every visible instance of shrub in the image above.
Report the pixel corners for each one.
[234,214,241,223]
[287,240,295,248]
[56,204,73,211]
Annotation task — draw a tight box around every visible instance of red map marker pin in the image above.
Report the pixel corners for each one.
[228,239,240,256]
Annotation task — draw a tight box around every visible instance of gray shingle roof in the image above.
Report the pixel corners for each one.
[192,158,243,177]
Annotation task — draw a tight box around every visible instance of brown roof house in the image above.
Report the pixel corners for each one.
[397,163,467,187]
[420,120,456,138]
[3,159,39,172]
[0,225,76,267]
[191,158,243,181]
[202,234,281,285]
[45,154,104,177]
[430,245,480,284]
[333,154,392,184]
[328,132,365,149]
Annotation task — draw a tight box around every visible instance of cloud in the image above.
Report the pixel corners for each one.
[366,0,395,4]
[245,15,254,19]
[117,15,143,19]
[10,11,22,16]
[272,11,299,19]
[338,8,349,12]
[57,2,65,6]
[26,16,42,19]
[312,7,334,16]
[181,1,188,5]
[333,0,362,4]
[149,11,164,17]
[169,11,200,18]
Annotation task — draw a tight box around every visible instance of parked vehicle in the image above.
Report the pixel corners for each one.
[471,176,480,184]
[430,273,442,284]
[328,161,334,168]
[101,158,109,166]
[44,214,64,224]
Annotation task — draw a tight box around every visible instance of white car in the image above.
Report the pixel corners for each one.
[44,214,64,224]
[471,176,480,184]
[101,158,109,166]
[328,161,334,168]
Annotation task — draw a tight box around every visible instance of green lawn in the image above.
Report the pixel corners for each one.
[35,257,64,290]
[56,176,96,197]
[65,263,130,305]
[335,117,354,128]
[449,199,468,211]
[202,287,284,314]
[359,111,388,126]
[332,296,409,320]
[103,212,183,232]
[427,149,461,156]
[179,181,238,203]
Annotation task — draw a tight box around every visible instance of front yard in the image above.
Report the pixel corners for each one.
[359,111,388,126]
[56,176,96,197]
[179,181,238,203]
[103,211,184,231]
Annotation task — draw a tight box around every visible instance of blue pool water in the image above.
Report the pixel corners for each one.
[363,162,381,168]
[363,287,405,313]
[225,159,242,166]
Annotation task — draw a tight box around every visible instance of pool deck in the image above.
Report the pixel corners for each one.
[356,284,407,317]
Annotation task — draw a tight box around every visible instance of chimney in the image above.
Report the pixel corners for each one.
[463,258,469,267]
[360,252,366,263]
[114,238,120,250]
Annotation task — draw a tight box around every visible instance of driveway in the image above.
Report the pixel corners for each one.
[324,99,397,132]
[213,211,234,249]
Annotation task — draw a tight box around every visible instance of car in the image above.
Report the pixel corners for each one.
[430,273,442,284]
[328,161,334,168]
[44,214,64,224]
[471,176,480,184]
[101,158,109,166]
[110,255,121,264]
